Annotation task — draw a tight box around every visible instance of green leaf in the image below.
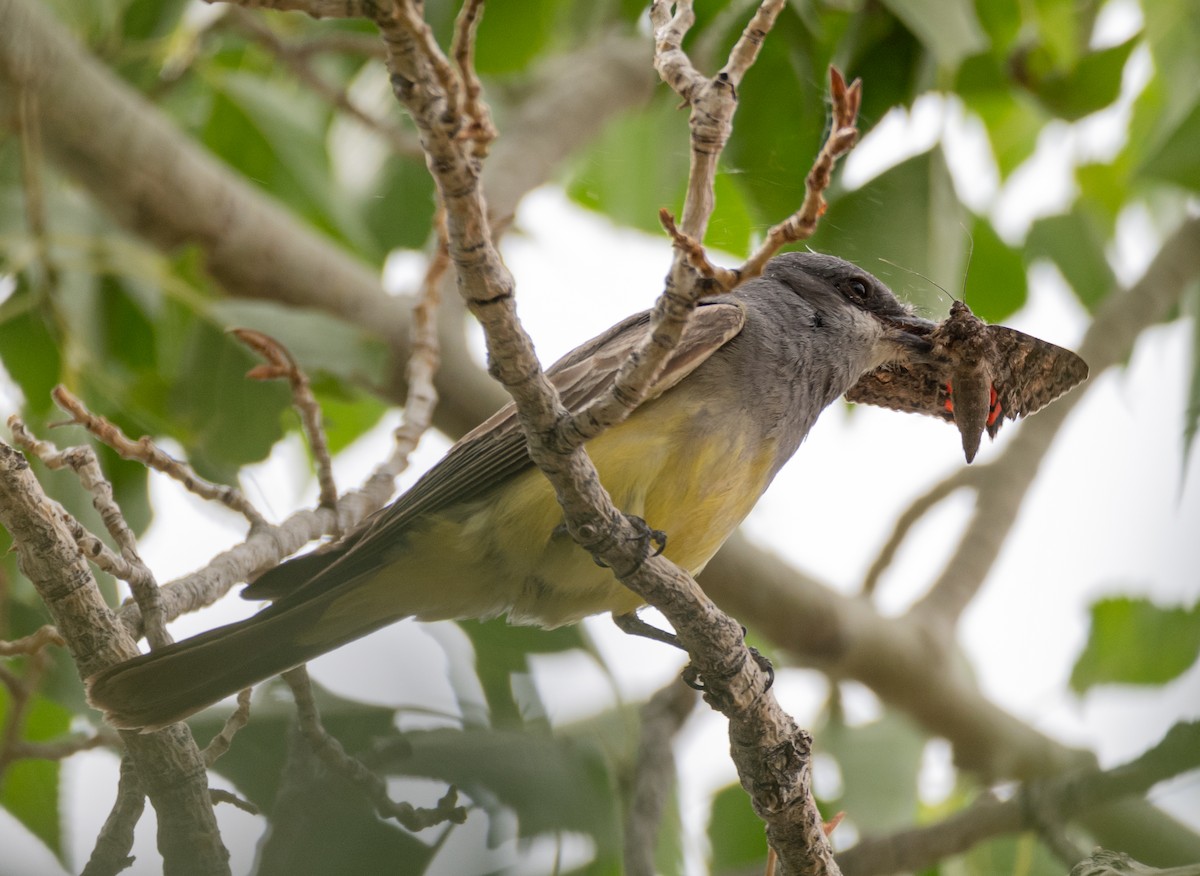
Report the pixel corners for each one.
[152,300,293,484]
[1125,5,1200,187]
[1071,597,1200,693]
[954,55,1045,178]
[203,72,375,259]
[1137,98,1200,192]
[1186,282,1200,466]
[708,784,767,873]
[808,148,967,316]
[1025,208,1115,310]
[819,709,926,832]
[396,726,621,855]
[473,0,559,75]
[964,215,1026,323]
[725,14,829,227]
[198,680,399,812]
[566,97,690,236]
[878,0,987,71]
[211,299,390,388]
[0,688,72,861]
[458,617,590,728]
[952,831,1068,876]
[363,157,438,253]
[0,280,62,415]
[1018,35,1139,121]
[707,172,754,258]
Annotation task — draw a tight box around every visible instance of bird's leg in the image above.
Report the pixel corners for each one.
[614,613,776,694]
[612,610,684,649]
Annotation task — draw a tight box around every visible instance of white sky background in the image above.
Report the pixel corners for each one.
[4,2,1199,873]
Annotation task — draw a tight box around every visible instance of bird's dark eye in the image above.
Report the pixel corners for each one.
[846,278,869,300]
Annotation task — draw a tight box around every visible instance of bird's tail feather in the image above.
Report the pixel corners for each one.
[87,586,396,730]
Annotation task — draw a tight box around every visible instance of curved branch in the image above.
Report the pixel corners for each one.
[835,721,1200,876]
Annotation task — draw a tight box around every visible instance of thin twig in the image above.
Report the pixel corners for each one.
[5,733,112,762]
[47,386,269,529]
[861,469,978,597]
[624,681,697,876]
[209,787,260,815]
[450,0,495,158]
[835,721,1200,876]
[232,328,340,513]
[281,666,466,830]
[81,755,145,876]
[0,649,48,780]
[9,416,172,649]
[0,624,64,655]
[202,688,253,767]
[226,8,419,157]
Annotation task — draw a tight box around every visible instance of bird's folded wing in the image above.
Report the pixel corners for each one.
[245,299,746,601]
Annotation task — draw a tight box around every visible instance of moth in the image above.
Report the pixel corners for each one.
[848,300,1089,462]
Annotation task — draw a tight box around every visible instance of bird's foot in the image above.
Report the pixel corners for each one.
[682,630,774,693]
[591,515,667,570]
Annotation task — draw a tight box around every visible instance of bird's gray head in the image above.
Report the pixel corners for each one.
[740,251,935,370]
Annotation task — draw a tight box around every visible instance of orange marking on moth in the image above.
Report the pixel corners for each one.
[987,384,1002,426]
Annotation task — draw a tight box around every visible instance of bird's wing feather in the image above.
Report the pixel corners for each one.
[245,300,746,601]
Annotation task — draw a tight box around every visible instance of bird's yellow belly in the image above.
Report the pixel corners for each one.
[321,395,778,632]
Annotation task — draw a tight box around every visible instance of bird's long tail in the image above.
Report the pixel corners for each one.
[87,585,396,730]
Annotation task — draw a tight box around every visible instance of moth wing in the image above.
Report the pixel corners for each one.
[845,362,954,422]
[987,327,1089,436]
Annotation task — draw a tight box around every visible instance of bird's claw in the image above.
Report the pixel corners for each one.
[592,515,667,569]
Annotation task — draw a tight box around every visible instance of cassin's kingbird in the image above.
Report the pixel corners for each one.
[89,252,937,729]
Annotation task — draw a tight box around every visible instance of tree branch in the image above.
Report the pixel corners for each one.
[835,721,1200,876]
[0,442,230,875]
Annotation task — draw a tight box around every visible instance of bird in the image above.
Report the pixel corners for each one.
[88,251,938,730]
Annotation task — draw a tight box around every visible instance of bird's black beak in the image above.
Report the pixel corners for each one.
[877,312,938,364]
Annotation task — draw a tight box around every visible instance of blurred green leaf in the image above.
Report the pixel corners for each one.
[973,0,1021,54]
[954,55,1045,178]
[810,148,967,316]
[819,709,925,832]
[708,783,766,874]
[879,0,987,71]
[157,300,292,484]
[459,617,591,728]
[654,783,685,876]
[964,215,1026,323]
[725,14,828,227]
[1016,35,1139,121]
[566,98,690,235]
[1186,281,1200,467]
[1025,208,1115,310]
[1071,596,1200,693]
[198,678,399,811]
[364,156,439,253]
[0,688,72,862]
[0,280,62,415]
[473,0,558,75]
[393,726,621,854]
[1138,99,1200,192]
[212,299,390,388]
[204,72,375,259]
[947,831,1066,876]
[707,172,753,258]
